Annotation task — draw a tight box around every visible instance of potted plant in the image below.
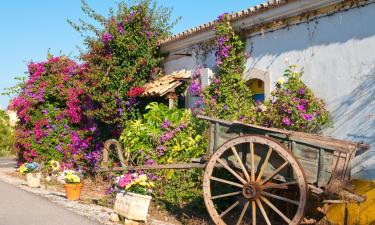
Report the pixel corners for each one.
[60,170,83,201]
[18,162,42,188]
[113,172,155,221]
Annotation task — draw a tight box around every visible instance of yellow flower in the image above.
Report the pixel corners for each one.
[18,164,27,174]
[139,181,147,186]
[49,160,60,171]
[139,174,147,182]
[134,178,141,184]
[147,182,155,188]
[278,77,285,85]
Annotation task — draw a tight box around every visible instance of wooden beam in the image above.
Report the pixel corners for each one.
[97,163,206,172]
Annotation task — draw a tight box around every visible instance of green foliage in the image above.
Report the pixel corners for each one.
[120,102,207,165]
[0,110,15,156]
[120,102,207,205]
[259,66,332,132]
[69,0,178,127]
[204,13,257,121]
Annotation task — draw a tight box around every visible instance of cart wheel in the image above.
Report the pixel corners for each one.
[203,135,307,225]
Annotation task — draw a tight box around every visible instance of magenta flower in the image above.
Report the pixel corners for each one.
[303,114,313,121]
[189,81,202,96]
[282,117,291,126]
[117,22,124,34]
[161,119,171,130]
[297,104,305,112]
[102,32,113,45]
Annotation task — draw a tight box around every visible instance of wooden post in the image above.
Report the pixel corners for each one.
[166,92,177,109]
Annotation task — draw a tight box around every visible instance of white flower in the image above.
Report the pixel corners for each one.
[260,104,267,112]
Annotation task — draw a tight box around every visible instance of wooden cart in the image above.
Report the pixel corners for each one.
[100,115,369,225]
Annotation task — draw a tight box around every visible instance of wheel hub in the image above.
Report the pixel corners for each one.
[242,182,261,199]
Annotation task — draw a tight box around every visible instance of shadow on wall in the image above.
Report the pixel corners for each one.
[328,67,375,179]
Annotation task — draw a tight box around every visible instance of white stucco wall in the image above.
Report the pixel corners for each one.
[244,4,375,179]
[162,3,375,179]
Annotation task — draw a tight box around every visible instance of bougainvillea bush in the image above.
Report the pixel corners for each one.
[259,66,331,133]
[69,0,177,133]
[203,13,257,122]
[9,56,100,170]
[201,13,331,133]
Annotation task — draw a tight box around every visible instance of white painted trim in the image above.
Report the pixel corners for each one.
[160,0,373,54]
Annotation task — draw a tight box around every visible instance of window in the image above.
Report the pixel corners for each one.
[247,78,265,102]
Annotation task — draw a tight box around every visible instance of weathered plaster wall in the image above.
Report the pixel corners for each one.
[162,3,375,179]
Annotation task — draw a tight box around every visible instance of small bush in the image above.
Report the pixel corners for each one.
[259,65,332,133]
[120,102,207,206]
[0,110,15,156]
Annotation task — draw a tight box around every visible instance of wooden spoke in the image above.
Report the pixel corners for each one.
[256,199,271,225]
[210,191,242,200]
[256,147,273,182]
[236,201,250,225]
[250,142,255,181]
[220,200,240,218]
[252,201,256,225]
[231,146,251,182]
[261,161,289,185]
[217,158,247,184]
[210,176,243,188]
[263,180,298,190]
[203,135,307,225]
[262,191,299,205]
[260,196,292,224]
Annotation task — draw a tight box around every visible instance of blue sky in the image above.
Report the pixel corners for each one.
[0,0,263,108]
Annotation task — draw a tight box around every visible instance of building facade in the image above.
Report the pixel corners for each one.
[159,0,375,179]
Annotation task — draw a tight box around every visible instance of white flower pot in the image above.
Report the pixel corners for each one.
[26,172,42,188]
[114,192,151,221]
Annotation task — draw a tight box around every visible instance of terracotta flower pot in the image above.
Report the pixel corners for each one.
[64,182,83,201]
[26,172,42,188]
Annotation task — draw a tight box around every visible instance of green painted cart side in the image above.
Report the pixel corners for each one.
[199,115,368,190]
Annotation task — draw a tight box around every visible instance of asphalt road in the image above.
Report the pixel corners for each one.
[0,179,100,225]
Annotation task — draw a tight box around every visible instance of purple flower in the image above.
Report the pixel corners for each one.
[189,81,202,96]
[303,114,313,121]
[145,159,156,165]
[156,145,166,157]
[117,22,124,34]
[298,88,305,95]
[282,117,291,126]
[102,32,113,45]
[42,109,48,115]
[300,99,307,105]
[223,105,228,110]
[117,108,123,116]
[297,104,305,112]
[217,12,229,20]
[161,119,171,130]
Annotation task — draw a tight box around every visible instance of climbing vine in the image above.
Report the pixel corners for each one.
[204,13,256,122]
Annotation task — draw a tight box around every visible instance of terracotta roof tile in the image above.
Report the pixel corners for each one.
[142,70,191,97]
[159,0,287,45]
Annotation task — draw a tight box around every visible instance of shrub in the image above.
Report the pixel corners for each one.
[69,0,178,131]
[0,110,15,156]
[119,102,207,205]
[259,65,331,133]
[8,56,100,170]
